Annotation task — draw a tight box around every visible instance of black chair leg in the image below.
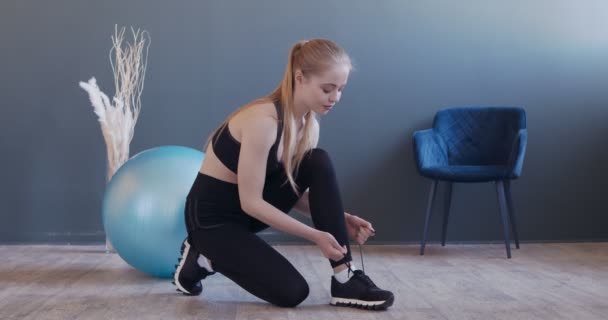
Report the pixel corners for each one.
[496,180,512,259]
[420,180,438,255]
[504,180,520,249]
[441,182,453,246]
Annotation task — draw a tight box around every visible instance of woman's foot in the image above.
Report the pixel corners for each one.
[330,269,394,310]
[172,238,215,296]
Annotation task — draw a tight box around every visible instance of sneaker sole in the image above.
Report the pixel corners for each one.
[330,295,394,310]
[172,240,199,296]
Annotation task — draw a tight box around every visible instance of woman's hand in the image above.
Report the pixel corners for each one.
[313,231,348,262]
[345,213,376,245]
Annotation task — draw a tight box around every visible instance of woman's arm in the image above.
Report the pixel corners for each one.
[294,193,375,244]
[237,111,346,260]
[290,119,373,244]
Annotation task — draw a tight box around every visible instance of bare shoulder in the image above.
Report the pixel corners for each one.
[230,101,278,143]
[240,101,278,119]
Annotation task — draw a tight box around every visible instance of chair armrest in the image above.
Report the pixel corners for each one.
[413,129,448,171]
[508,129,527,178]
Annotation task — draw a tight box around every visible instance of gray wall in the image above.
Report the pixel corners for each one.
[1,0,607,244]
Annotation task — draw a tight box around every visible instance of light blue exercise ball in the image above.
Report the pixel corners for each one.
[102,145,204,278]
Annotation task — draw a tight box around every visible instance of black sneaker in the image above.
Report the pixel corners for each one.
[330,269,394,310]
[172,238,215,296]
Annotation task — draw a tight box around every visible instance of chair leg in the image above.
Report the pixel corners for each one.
[441,182,453,246]
[495,180,512,259]
[504,180,520,249]
[420,180,438,255]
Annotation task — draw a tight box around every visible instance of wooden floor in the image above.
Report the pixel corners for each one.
[1,243,607,320]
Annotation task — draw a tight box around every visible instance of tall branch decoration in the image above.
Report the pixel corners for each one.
[79,25,150,252]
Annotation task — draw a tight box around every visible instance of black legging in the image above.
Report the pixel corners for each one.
[185,148,352,307]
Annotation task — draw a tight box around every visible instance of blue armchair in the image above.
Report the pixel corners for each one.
[413,107,527,258]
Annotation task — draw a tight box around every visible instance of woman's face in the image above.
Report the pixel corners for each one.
[297,64,350,115]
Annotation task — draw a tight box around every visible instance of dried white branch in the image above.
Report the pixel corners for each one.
[79,25,150,182]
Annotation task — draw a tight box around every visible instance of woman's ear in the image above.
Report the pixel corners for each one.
[294,69,304,85]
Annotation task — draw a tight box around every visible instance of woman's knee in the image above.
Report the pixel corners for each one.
[274,279,310,308]
[302,148,334,173]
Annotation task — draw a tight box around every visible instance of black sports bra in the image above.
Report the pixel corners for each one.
[211,102,284,176]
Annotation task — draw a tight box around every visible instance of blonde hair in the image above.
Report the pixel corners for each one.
[206,39,352,194]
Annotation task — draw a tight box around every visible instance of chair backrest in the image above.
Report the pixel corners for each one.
[433,107,526,166]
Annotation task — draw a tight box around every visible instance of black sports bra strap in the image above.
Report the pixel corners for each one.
[274,101,283,144]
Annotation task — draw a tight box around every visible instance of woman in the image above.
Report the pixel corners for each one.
[173,39,394,310]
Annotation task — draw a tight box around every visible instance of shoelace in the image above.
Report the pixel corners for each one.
[358,272,377,288]
[359,243,365,273]
[344,268,377,289]
[345,243,367,279]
